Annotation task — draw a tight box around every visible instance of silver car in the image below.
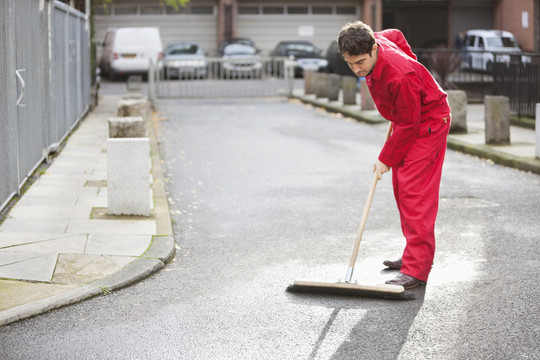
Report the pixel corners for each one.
[220,43,262,79]
[163,41,207,79]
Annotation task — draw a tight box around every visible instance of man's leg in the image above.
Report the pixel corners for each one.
[392,124,449,282]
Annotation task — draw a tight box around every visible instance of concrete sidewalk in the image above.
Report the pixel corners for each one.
[0,94,175,326]
[293,90,540,175]
[0,89,538,327]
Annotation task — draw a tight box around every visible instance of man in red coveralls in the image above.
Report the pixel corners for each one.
[338,21,451,289]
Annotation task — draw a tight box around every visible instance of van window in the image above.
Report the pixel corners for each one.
[486,36,518,48]
[478,37,484,49]
[466,36,476,47]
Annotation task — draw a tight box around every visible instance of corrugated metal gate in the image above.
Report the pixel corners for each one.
[0,1,90,211]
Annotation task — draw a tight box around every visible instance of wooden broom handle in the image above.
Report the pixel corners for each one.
[348,123,393,268]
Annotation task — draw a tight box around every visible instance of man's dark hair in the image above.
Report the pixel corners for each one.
[338,21,376,56]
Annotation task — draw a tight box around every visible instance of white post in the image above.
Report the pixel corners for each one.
[535,103,540,159]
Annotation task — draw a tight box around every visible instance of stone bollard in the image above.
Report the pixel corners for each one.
[447,90,467,133]
[304,71,316,95]
[342,76,357,105]
[315,73,328,98]
[536,103,540,159]
[117,98,150,122]
[107,138,151,216]
[327,74,341,101]
[359,78,375,110]
[484,95,510,145]
[108,117,146,138]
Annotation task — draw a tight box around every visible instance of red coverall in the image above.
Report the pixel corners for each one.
[365,29,451,282]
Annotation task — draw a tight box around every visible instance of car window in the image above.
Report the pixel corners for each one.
[501,36,518,48]
[284,43,318,55]
[223,43,256,55]
[478,37,484,48]
[466,35,476,47]
[166,44,201,55]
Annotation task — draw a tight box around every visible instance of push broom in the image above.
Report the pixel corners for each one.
[287,124,414,300]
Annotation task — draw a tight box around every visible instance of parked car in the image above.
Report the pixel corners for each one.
[270,40,328,77]
[99,27,163,80]
[162,41,207,79]
[325,40,356,77]
[218,37,260,56]
[461,29,530,72]
[220,43,262,79]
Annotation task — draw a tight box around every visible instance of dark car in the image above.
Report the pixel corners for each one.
[270,40,328,77]
[325,40,356,77]
[162,41,207,79]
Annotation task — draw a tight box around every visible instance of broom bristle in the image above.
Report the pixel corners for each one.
[286,280,415,300]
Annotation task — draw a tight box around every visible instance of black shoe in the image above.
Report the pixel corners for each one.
[385,273,425,289]
[383,258,402,270]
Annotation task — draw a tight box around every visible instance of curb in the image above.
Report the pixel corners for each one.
[0,236,175,327]
[446,138,540,175]
[0,96,175,327]
[292,94,540,175]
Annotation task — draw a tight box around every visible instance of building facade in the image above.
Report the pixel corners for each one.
[92,0,538,55]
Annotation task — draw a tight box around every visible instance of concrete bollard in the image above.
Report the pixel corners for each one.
[484,95,510,145]
[342,76,357,105]
[108,117,146,138]
[327,74,341,101]
[107,138,151,216]
[315,73,328,99]
[535,103,540,159]
[447,90,468,133]
[117,98,150,122]
[359,78,375,110]
[304,71,316,95]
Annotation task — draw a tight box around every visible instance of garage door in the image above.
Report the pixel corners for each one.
[93,2,218,59]
[237,2,360,55]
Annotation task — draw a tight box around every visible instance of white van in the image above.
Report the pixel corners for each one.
[462,29,528,72]
[99,27,163,80]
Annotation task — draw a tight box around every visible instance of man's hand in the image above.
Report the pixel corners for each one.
[373,160,390,180]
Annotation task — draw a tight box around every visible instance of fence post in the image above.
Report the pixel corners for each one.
[535,103,540,159]
[148,59,156,106]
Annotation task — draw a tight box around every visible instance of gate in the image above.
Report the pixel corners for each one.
[149,57,295,99]
[0,1,90,212]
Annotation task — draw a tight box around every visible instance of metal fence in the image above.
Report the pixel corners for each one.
[0,0,90,212]
[149,57,295,99]
[416,49,540,117]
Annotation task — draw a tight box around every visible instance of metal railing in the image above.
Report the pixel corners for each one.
[415,48,540,117]
[0,0,90,212]
[149,56,295,99]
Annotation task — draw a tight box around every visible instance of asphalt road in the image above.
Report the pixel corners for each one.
[1,95,539,360]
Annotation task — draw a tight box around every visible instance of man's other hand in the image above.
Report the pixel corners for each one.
[373,160,390,180]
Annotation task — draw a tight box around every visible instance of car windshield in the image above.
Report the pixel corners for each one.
[166,43,202,55]
[223,43,256,55]
[486,36,518,48]
[284,43,318,55]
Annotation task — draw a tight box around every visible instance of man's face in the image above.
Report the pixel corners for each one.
[342,44,378,77]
